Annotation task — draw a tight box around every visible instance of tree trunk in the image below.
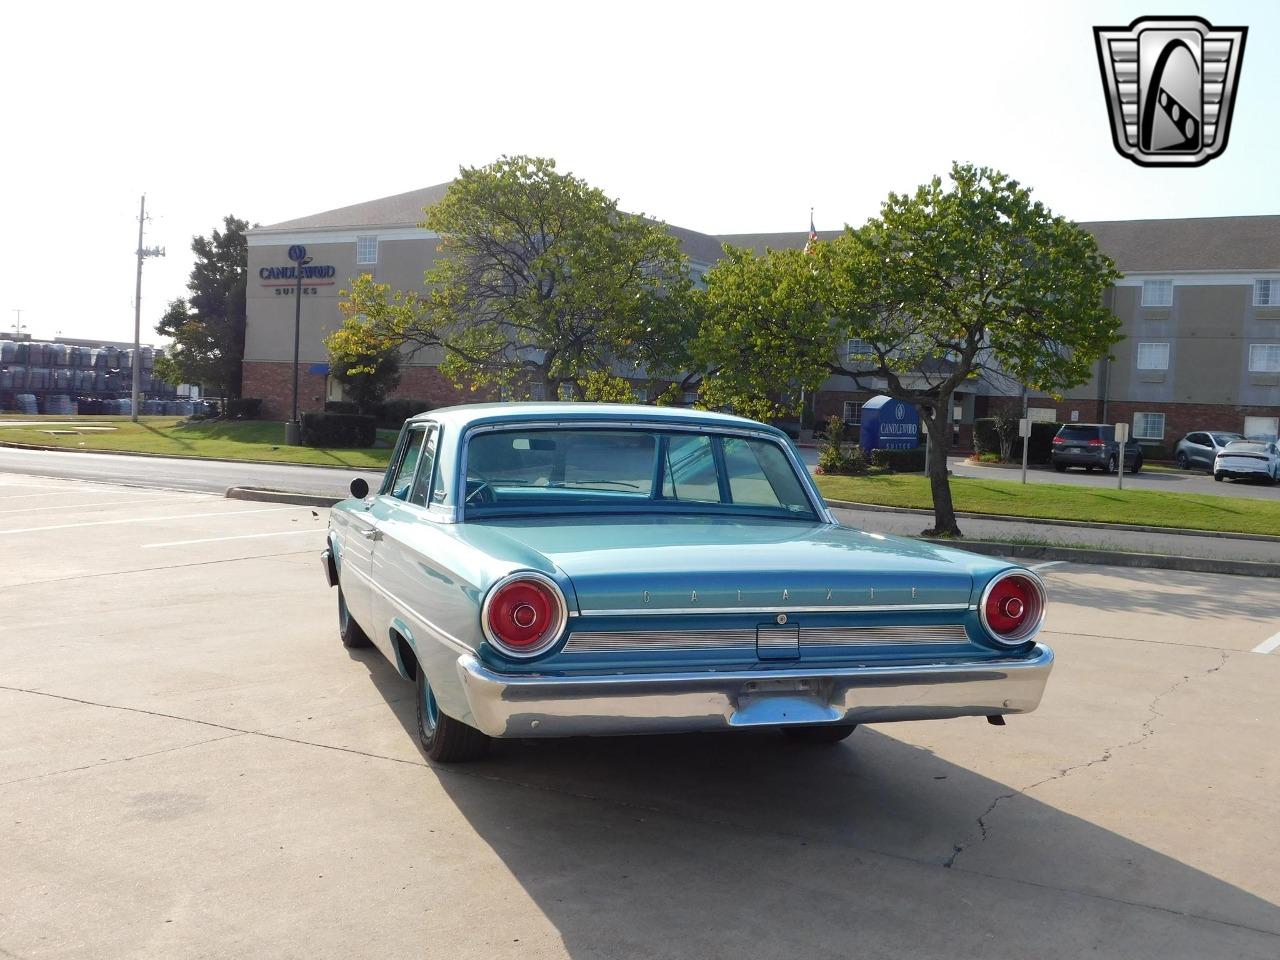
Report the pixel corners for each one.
[920,401,962,538]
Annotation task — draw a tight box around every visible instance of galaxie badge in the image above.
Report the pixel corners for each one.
[1093,16,1247,167]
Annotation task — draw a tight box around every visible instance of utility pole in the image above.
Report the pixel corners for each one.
[132,195,165,422]
[285,244,311,445]
[10,309,23,339]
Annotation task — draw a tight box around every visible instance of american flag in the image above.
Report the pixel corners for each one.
[804,208,818,255]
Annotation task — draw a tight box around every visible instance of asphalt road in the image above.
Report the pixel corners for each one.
[2,472,1277,959]
[0,445,382,498]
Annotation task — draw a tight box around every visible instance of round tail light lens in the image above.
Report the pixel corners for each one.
[980,571,1045,645]
[481,573,567,658]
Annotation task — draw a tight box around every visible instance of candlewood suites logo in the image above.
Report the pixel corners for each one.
[1093,16,1246,167]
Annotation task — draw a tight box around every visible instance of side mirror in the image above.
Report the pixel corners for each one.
[350,477,370,499]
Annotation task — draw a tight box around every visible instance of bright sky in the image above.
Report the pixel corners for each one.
[3,1,1276,344]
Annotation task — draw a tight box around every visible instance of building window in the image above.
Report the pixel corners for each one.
[356,235,378,265]
[1248,343,1280,372]
[633,385,649,402]
[1133,412,1165,440]
[1244,416,1279,439]
[1141,279,1173,307]
[557,382,574,401]
[846,339,873,360]
[1136,342,1170,370]
[1255,280,1280,306]
[842,401,862,423]
[682,389,699,405]
[1027,407,1058,422]
[529,382,546,401]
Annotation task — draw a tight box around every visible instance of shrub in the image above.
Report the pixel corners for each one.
[973,417,1061,464]
[816,415,865,475]
[871,447,926,472]
[225,397,263,419]
[324,400,360,415]
[300,412,376,448]
[375,398,435,429]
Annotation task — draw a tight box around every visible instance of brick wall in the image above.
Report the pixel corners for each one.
[241,361,489,421]
[1103,401,1280,449]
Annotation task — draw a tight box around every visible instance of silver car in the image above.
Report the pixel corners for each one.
[1174,431,1243,472]
[1214,440,1280,484]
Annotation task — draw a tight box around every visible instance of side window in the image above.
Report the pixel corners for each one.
[723,437,812,511]
[388,427,428,501]
[408,426,438,507]
[661,435,722,503]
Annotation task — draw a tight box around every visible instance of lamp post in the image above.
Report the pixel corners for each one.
[132,195,165,423]
[284,244,311,445]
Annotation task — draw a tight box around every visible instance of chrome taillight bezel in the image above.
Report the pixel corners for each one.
[979,569,1047,647]
[480,571,569,659]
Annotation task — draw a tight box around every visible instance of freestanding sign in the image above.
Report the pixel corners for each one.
[859,395,920,457]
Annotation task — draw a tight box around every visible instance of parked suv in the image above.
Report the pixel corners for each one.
[1050,423,1143,474]
[1174,431,1243,472]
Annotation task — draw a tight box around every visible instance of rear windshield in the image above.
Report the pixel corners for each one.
[1057,425,1101,441]
[464,428,815,518]
[1223,442,1267,454]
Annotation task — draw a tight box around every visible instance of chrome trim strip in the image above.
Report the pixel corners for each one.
[577,602,971,616]
[455,644,1055,738]
[563,623,970,653]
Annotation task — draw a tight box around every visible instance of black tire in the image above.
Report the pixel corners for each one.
[1129,455,1143,474]
[1214,472,1224,482]
[417,666,490,762]
[1084,466,1094,473]
[337,588,372,648]
[1053,462,1067,472]
[782,723,858,744]
[1176,452,1189,469]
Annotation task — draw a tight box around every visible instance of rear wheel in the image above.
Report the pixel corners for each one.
[1053,462,1067,472]
[337,588,372,649]
[1214,472,1224,482]
[782,723,858,744]
[1129,455,1143,474]
[1176,452,1189,469]
[416,667,490,763]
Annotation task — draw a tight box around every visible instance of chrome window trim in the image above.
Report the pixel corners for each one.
[480,570,571,659]
[978,568,1047,646]
[456,420,833,524]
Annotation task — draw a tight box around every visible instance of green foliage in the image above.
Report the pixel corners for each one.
[225,398,262,419]
[816,415,868,475]
[870,447,927,472]
[581,371,638,403]
[154,215,251,398]
[330,345,402,414]
[974,418,1061,464]
[300,412,377,448]
[653,383,685,407]
[330,156,697,400]
[696,163,1121,536]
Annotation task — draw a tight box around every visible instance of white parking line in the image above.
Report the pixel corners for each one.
[1251,632,1280,655]
[1030,561,1066,572]
[0,507,295,536]
[142,529,325,549]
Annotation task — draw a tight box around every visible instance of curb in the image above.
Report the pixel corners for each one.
[225,487,342,508]
[0,439,388,472]
[923,538,1280,579]
[825,498,1280,544]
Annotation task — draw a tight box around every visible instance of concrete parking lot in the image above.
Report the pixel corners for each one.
[1,472,1277,959]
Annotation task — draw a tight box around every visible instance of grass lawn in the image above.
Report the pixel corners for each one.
[815,472,1280,537]
[0,417,395,469]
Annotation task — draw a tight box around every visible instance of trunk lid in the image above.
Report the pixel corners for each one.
[459,515,979,614]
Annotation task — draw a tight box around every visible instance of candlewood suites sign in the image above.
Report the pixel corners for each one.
[258,263,337,296]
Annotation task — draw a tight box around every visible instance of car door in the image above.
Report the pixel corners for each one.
[336,491,380,640]
[366,423,437,662]
[1186,433,1210,468]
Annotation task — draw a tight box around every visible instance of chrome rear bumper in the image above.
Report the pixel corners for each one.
[455,645,1053,738]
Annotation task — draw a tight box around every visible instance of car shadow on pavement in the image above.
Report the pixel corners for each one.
[348,647,1280,958]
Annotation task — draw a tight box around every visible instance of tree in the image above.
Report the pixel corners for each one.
[329,156,697,400]
[699,163,1122,536]
[330,346,401,413]
[154,215,250,400]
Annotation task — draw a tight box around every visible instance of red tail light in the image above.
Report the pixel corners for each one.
[1087,438,1105,446]
[1051,436,1064,444]
[481,573,567,658]
[980,571,1045,645]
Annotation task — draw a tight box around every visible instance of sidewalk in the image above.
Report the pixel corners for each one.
[830,504,1280,565]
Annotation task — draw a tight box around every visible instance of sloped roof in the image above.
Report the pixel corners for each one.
[1076,216,1280,272]
[714,229,844,254]
[258,183,453,231]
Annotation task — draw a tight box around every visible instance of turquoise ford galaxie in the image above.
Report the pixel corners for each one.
[322,403,1052,762]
